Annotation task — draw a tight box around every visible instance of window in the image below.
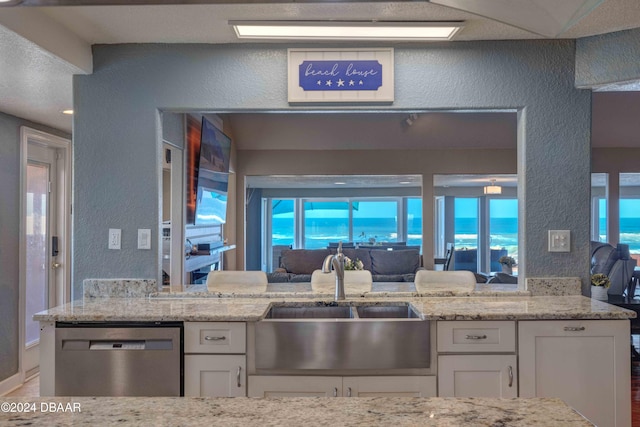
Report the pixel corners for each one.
[454,198,478,251]
[407,198,423,249]
[620,173,640,257]
[303,200,349,249]
[489,198,518,272]
[591,173,607,243]
[261,196,420,271]
[353,200,398,244]
[271,199,295,247]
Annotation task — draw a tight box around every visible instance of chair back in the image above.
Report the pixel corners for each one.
[206,271,268,292]
[414,270,476,291]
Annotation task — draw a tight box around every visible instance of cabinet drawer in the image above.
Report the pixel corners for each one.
[185,322,246,354]
[437,321,515,353]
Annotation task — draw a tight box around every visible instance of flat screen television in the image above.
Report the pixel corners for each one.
[194,117,232,225]
[195,171,229,225]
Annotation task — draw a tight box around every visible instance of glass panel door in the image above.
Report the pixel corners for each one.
[454,198,478,272]
[489,198,518,273]
[25,162,49,347]
[407,198,423,249]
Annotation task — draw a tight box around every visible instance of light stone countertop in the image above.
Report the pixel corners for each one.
[0,396,592,426]
[33,295,635,322]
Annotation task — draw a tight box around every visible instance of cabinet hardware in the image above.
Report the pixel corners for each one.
[465,334,487,340]
[347,387,352,397]
[333,387,338,397]
[204,335,226,341]
[563,326,585,332]
[508,365,513,387]
[236,366,242,387]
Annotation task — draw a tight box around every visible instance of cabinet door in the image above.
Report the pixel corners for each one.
[438,355,517,398]
[184,355,246,397]
[519,320,630,427]
[248,376,342,397]
[343,376,436,397]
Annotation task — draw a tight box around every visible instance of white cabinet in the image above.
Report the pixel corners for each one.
[342,376,436,397]
[437,321,517,398]
[248,376,342,397]
[438,355,517,397]
[519,320,631,427]
[184,322,247,397]
[185,355,246,397]
[248,376,436,398]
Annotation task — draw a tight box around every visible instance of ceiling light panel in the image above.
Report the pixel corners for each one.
[231,21,464,41]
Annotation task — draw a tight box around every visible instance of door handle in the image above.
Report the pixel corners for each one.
[508,365,513,387]
[333,387,338,397]
[347,387,352,397]
[236,366,242,388]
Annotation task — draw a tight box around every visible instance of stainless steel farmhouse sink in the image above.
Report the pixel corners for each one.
[255,302,430,371]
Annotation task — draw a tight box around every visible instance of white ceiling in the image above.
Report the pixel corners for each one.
[246,173,517,189]
[1,1,640,133]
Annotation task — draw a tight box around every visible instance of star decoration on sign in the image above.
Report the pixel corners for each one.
[317,80,322,86]
[349,80,355,86]
[337,79,345,87]
[326,80,332,87]
[359,80,364,85]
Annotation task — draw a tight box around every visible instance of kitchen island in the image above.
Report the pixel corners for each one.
[0,396,592,426]
[34,292,635,427]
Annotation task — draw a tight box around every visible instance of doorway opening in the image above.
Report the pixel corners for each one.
[19,127,71,382]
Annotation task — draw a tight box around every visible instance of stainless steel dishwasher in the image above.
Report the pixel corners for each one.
[55,321,183,396]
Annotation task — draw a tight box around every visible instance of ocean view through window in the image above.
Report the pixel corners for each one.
[265,196,423,271]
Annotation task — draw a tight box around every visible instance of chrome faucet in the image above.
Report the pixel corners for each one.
[322,242,346,301]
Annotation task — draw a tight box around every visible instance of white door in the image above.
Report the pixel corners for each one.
[21,128,71,379]
[438,355,517,398]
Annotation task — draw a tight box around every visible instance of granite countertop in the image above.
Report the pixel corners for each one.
[33,295,635,322]
[0,396,592,426]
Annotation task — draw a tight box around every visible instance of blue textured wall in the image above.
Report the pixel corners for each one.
[576,27,640,88]
[74,41,592,295]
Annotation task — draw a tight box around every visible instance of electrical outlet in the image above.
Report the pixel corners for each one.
[108,228,121,250]
[548,230,570,252]
[138,229,151,250]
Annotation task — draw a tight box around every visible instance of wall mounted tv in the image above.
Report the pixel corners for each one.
[193,116,232,225]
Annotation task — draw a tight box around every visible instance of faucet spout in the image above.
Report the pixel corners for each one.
[321,243,346,301]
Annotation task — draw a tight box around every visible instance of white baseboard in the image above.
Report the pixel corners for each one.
[0,372,24,397]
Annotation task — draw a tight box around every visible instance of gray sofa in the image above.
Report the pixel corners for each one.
[268,247,423,283]
[590,241,637,296]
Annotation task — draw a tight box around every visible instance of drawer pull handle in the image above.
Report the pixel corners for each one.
[236,366,242,388]
[333,387,338,397]
[563,326,585,332]
[204,335,226,341]
[347,387,352,397]
[465,334,487,340]
[508,365,513,388]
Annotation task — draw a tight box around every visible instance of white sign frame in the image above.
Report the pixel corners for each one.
[288,48,394,104]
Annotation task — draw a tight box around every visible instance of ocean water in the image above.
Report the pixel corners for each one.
[273,217,422,249]
[606,218,640,253]
[272,217,640,257]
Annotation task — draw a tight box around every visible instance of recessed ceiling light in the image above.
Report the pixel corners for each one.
[334,182,347,185]
[400,181,412,185]
[62,109,74,115]
[231,21,464,41]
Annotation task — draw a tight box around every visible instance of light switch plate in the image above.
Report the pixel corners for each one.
[138,229,151,250]
[548,230,570,252]
[108,228,121,250]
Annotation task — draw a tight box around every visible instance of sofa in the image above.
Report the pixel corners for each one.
[268,247,423,283]
[590,241,637,296]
